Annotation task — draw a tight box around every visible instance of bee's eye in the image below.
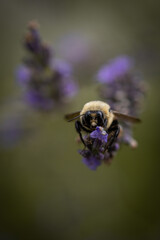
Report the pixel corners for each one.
[85,111,91,120]
[82,111,91,126]
[96,111,104,125]
[96,111,103,119]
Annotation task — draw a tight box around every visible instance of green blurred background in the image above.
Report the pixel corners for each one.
[0,0,160,239]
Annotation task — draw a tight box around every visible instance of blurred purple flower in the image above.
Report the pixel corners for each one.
[60,78,78,99]
[25,23,41,53]
[97,55,146,148]
[97,55,133,83]
[16,65,31,85]
[25,21,53,65]
[25,90,55,110]
[52,59,73,76]
[16,21,78,111]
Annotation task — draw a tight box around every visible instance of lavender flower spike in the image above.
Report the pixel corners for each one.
[79,127,109,170]
[97,55,146,150]
[16,21,78,111]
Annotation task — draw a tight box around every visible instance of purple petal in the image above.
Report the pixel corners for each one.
[60,78,78,98]
[15,65,31,85]
[82,155,102,170]
[25,90,54,110]
[90,127,108,143]
[51,59,73,76]
[79,149,104,170]
[97,55,133,83]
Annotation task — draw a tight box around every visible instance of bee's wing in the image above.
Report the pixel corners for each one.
[65,111,81,122]
[113,111,141,123]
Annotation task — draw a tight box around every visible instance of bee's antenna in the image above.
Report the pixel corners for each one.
[68,114,84,122]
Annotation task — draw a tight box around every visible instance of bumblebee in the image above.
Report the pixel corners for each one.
[65,100,140,151]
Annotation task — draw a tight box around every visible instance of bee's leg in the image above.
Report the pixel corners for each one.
[75,121,86,147]
[106,120,120,152]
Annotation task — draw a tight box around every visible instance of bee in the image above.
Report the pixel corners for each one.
[65,101,141,151]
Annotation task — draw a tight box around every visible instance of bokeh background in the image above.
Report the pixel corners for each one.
[0,0,160,239]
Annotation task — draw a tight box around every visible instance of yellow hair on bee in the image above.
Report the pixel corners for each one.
[80,100,114,129]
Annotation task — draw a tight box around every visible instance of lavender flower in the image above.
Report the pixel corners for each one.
[79,127,109,170]
[25,90,55,110]
[97,55,146,148]
[16,65,31,85]
[97,56,133,83]
[16,21,78,111]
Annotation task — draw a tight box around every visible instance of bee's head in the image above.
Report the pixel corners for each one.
[82,110,106,130]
